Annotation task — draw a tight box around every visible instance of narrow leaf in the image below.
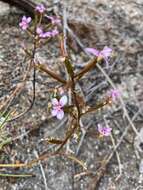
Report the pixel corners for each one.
[47,138,64,144]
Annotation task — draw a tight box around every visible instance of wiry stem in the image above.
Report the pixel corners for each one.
[35,63,66,84]
[74,58,97,79]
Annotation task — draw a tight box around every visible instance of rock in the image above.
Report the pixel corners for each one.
[0,2,10,16]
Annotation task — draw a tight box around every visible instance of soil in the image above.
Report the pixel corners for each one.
[0,0,143,190]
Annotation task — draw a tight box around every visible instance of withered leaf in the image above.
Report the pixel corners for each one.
[47,138,63,144]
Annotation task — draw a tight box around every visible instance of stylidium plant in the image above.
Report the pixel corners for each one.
[0,3,122,174]
[17,4,119,145]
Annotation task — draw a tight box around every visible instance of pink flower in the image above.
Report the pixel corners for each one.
[46,16,61,25]
[36,27,51,38]
[85,46,112,66]
[35,4,46,13]
[98,124,112,136]
[51,95,68,120]
[19,16,31,30]
[109,89,120,101]
[36,27,59,38]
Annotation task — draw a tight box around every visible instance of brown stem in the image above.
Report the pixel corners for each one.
[74,58,97,79]
[55,123,77,153]
[7,17,38,121]
[81,97,112,116]
[35,64,66,84]
[0,151,86,171]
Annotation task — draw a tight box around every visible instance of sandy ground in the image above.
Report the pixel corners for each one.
[0,0,143,189]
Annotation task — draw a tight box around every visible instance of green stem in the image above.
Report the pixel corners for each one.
[0,173,34,177]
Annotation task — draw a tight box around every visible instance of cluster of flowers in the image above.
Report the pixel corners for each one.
[36,27,59,38]
[19,4,60,38]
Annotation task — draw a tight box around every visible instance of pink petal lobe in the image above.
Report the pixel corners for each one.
[59,95,68,106]
[85,48,99,56]
[44,32,51,37]
[57,110,64,120]
[27,17,32,23]
[97,124,112,136]
[46,16,53,20]
[103,128,112,136]
[51,109,58,117]
[22,25,27,30]
[22,16,26,21]
[36,27,43,34]
[101,46,112,58]
[97,124,102,131]
[51,98,58,106]
[110,89,120,101]
[19,23,23,27]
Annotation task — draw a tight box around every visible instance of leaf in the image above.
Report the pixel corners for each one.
[47,138,63,144]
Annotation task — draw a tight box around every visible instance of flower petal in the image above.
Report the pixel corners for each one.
[44,32,52,38]
[46,16,61,25]
[56,110,64,120]
[85,48,99,56]
[51,98,58,106]
[27,17,32,23]
[101,46,112,58]
[103,128,112,136]
[98,124,112,136]
[22,25,27,30]
[36,27,43,34]
[19,22,23,27]
[22,16,26,21]
[51,109,58,117]
[110,89,120,101]
[97,124,102,131]
[59,95,68,106]
[46,16,53,21]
